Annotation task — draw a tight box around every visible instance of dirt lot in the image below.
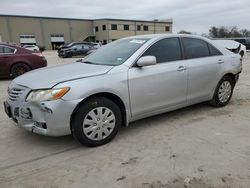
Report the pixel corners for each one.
[0,51,250,188]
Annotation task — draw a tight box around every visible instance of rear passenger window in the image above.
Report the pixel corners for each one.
[0,46,15,54]
[208,44,222,56]
[142,38,182,63]
[4,47,15,53]
[183,38,210,59]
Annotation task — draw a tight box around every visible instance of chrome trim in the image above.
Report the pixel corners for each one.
[8,87,25,101]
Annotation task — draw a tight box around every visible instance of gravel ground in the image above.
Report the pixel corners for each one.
[0,51,250,188]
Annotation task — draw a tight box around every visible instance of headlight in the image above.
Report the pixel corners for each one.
[26,87,70,102]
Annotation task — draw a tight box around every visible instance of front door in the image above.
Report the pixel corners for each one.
[128,37,188,117]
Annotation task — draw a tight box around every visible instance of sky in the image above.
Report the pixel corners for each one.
[0,0,249,34]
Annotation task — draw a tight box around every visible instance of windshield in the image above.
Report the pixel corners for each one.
[83,38,149,66]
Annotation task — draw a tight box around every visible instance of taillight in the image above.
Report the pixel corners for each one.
[32,52,43,57]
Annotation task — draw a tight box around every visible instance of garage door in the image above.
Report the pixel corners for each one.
[20,34,36,44]
[50,34,64,42]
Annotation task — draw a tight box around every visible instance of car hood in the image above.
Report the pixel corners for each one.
[13,62,114,89]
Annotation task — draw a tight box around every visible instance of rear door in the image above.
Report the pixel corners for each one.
[0,45,16,76]
[181,37,223,103]
[128,37,188,117]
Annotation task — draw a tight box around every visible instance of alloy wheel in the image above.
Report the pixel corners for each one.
[15,66,27,76]
[218,81,232,103]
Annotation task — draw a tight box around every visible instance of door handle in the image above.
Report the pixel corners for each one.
[217,59,224,64]
[177,66,186,72]
[2,56,8,58]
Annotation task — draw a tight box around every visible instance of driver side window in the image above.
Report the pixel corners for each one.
[142,37,182,63]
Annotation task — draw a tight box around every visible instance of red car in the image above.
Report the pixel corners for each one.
[0,43,47,78]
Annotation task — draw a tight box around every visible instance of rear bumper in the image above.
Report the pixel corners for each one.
[32,58,47,69]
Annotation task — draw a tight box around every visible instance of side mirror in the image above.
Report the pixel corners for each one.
[137,56,157,67]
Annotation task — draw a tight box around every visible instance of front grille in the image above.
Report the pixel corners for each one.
[8,87,25,101]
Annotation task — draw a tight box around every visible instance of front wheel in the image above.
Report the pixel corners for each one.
[71,97,122,147]
[66,52,73,58]
[209,76,235,107]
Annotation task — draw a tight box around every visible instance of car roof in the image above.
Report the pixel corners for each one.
[123,34,207,40]
[0,43,18,48]
[120,34,233,67]
[121,34,216,49]
[0,43,33,53]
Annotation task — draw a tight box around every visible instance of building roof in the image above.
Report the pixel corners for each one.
[0,14,172,24]
[0,14,93,21]
[94,18,172,24]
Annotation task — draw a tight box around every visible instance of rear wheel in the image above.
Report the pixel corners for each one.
[71,97,122,147]
[11,63,31,78]
[209,76,235,107]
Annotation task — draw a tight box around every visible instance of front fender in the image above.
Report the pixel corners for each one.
[55,69,130,114]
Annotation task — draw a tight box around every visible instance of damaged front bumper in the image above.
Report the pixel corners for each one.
[4,85,81,136]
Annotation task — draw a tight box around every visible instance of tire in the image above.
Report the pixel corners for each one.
[67,52,73,58]
[71,97,122,147]
[209,76,235,107]
[11,63,31,78]
[62,53,67,58]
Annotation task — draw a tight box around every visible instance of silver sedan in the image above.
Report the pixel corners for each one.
[4,34,242,147]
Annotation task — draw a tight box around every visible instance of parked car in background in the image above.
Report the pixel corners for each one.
[85,48,97,56]
[4,34,242,147]
[233,38,250,50]
[22,44,40,52]
[213,40,246,57]
[90,42,102,49]
[58,43,93,58]
[0,43,47,78]
[57,42,92,52]
[57,42,100,52]
[57,42,77,51]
